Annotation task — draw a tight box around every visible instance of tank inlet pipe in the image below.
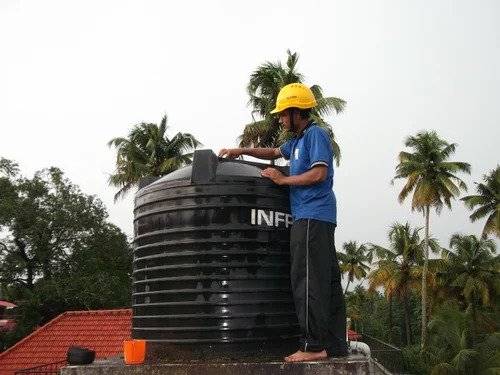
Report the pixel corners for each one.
[349,340,371,358]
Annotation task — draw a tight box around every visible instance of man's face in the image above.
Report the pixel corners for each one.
[278,110,292,131]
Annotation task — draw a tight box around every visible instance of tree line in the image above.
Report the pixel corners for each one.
[340,223,498,374]
[0,160,132,348]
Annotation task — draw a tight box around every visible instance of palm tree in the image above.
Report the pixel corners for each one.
[461,165,500,239]
[393,130,471,347]
[240,50,346,165]
[368,222,439,346]
[108,115,201,200]
[423,303,500,375]
[338,241,372,294]
[438,234,498,327]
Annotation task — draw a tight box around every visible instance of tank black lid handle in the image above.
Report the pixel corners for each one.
[190,150,219,183]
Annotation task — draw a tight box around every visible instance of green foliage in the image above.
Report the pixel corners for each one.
[1,167,100,286]
[0,160,132,349]
[346,228,499,372]
[0,157,19,177]
[394,131,471,213]
[368,222,438,346]
[108,115,201,200]
[345,286,390,339]
[461,165,500,239]
[423,303,500,375]
[240,50,345,165]
[402,345,431,375]
[435,234,499,329]
[338,241,372,294]
[345,285,422,347]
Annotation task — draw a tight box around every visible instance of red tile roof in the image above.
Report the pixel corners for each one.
[348,329,362,340]
[0,309,131,375]
[0,320,15,332]
[0,302,16,309]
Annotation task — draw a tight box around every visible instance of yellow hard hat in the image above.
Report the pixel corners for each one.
[270,83,317,114]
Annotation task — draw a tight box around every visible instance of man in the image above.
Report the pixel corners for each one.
[218,83,347,362]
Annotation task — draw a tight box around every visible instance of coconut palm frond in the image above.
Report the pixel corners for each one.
[108,116,201,200]
[241,50,346,165]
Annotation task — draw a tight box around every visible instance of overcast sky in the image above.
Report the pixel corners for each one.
[1,0,499,251]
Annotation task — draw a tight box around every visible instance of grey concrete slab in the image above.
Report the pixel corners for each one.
[62,355,371,375]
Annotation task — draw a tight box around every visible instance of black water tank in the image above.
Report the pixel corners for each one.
[132,150,298,359]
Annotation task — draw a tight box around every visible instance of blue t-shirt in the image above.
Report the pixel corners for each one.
[279,123,337,224]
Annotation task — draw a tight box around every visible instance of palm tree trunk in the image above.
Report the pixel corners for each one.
[388,294,393,341]
[471,297,478,346]
[421,205,430,349]
[403,292,412,346]
[344,278,351,295]
[15,236,35,289]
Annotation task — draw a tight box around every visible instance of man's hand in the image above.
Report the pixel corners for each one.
[261,167,286,185]
[218,148,242,158]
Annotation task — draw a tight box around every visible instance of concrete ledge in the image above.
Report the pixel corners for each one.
[61,356,371,375]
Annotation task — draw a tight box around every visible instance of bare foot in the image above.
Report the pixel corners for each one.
[284,349,327,362]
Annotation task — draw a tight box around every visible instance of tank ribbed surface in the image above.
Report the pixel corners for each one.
[132,150,298,345]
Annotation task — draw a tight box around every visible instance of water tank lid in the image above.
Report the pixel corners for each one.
[144,149,286,187]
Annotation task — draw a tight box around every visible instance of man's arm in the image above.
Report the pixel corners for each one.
[218,147,281,160]
[261,165,327,186]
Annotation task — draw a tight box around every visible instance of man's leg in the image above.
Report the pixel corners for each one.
[325,225,348,357]
[286,220,331,362]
